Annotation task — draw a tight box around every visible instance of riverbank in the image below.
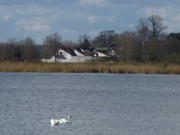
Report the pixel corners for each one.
[0,62,179,74]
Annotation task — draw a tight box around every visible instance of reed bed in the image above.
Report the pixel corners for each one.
[0,62,179,74]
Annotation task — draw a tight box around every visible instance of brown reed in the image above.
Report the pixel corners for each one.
[0,62,179,74]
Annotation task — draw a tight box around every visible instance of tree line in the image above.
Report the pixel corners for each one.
[0,14,180,64]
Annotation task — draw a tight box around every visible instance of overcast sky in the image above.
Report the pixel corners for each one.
[0,0,180,43]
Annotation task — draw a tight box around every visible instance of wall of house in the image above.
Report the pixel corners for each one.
[56,56,93,63]
[73,49,84,56]
[94,52,108,57]
[41,56,55,63]
[57,49,72,59]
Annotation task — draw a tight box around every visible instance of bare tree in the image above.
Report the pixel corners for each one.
[116,31,139,61]
[136,19,150,61]
[136,15,167,41]
[93,30,118,47]
[63,40,77,47]
[0,43,8,61]
[22,37,37,62]
[42,33,63,58]
[7,38,23,61]
[136,18,149,46]
[135,14,167,62]
[148,14,167,39]
[78,34,91,48]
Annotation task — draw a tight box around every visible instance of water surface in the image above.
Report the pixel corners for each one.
[0,73,180,135]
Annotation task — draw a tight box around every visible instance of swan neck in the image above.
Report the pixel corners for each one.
[68,116,71,122]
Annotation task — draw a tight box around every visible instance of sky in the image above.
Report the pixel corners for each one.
[0,0,180,44]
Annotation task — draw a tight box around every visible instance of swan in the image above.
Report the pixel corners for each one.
[50,116,72,126]
[50,118,59,126]
[58,115,72,124]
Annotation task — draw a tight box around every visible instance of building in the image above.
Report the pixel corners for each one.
[41,47,115,63]
[41,47,92,63]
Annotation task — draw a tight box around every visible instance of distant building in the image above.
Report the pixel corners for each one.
[94,47,116,57]
[41,47,116,63]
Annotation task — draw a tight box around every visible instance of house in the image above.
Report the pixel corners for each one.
[93,47,116,57]
[41,48,93,63]
[41,47,116,63]
[94,51,108,57]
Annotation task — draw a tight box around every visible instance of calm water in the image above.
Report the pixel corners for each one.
[0,73,180,135]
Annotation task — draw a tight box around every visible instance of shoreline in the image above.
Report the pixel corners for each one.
[0,62,179,74]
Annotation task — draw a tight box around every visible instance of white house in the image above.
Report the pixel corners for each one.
[41,48,93,63]
[93,52,109,57]
[41,47,116,63]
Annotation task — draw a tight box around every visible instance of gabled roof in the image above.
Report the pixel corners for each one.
[60,47,77,56]
[75,47,90,56]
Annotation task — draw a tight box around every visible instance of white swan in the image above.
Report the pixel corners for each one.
[50,116,72,126]
[50,118,59,126]
[58,115,72,124]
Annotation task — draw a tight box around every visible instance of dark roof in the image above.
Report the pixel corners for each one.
[81,47,94,52]
[75,47,90,56]
[95,47,109,51]
[61,47,77,56]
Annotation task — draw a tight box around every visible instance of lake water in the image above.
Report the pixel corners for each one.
[0,73,180,135]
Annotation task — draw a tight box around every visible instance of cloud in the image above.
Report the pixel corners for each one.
[141,5,180,33]
[142,7,167,18]
[15,5,64,16]
[11,4,63,32]
[60,28,80,41]
[89,29,102,37]
[118,3,137,8]
[15,8,52,15]
[16,17,50,32]
[25,23,49,31]
[107,17,115,23]
[2,15,10,20]
[172,16,180,21]
[78,0,108,7]
[87,16,96,23]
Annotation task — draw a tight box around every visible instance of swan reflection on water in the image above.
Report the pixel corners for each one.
[50,116,72,126]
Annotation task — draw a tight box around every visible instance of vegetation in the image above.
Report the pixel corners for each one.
[0,14,180,74]
[0,62,179,74]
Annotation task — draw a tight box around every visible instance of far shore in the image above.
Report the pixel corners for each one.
[0,62,180,74]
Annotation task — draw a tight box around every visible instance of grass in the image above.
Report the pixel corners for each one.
[0,62,180,74]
